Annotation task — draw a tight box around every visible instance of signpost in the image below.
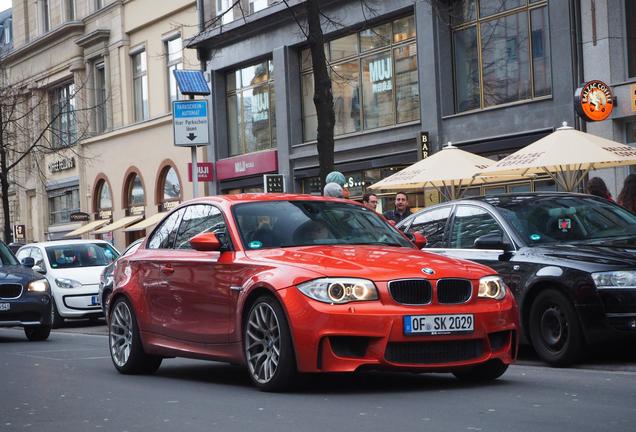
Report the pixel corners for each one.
[172,70,211,198]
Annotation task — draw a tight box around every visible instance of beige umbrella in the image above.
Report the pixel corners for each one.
[478,123,636,191]
[368,143,509,200]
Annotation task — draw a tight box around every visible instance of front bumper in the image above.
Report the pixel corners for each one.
[52,284,102,318]
[279,286,519,373]
[0,293,52,327]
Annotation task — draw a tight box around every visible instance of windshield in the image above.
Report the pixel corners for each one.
[45,243,120,269]
[483,195,636,245]
[0,241,19,266]
[233,200,413,250]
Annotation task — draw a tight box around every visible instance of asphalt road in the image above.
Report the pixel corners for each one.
[1,324,635,432]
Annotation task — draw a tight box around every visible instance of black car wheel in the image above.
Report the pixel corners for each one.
[529,289,585,366]
[109,297,162,374]
[244,295,297,392]
[50,299,64,329]
[453,359,509,382]
[24,325,51,341]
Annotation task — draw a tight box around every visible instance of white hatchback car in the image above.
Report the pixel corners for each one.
[16,240,119,327]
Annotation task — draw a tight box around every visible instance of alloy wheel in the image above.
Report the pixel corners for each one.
[245,302,281,384]
[540,304,568,351]
[110,301,133,367]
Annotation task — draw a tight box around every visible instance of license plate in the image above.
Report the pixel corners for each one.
[90,295,99,306]
[0,303,9,311]
[404,314,474,335]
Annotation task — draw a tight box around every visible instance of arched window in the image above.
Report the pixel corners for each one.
[127,174,145,207]
[162,167,181,201]
[97,181,112,211]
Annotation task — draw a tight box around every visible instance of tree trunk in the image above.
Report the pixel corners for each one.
[0,105,11,242]
[306,0,335,188]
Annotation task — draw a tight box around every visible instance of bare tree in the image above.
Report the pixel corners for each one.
[0,66,97,243]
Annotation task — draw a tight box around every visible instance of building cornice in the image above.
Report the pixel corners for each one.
[3,21,85,63]
[75,29,111,48]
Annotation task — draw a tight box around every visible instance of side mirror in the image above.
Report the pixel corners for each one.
[190,232,222,252]
[412,232,428,249]
[474,232,511,251]
[21,257,35,268]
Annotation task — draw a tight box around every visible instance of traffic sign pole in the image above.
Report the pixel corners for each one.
[189,95,198,198]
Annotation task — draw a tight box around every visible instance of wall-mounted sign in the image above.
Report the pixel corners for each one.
[13,224,26,241]
[216,150,278,181]
[264,174,285,193]
[187,162,214,182]
[575,80,614,122]
[97,210,112,220]
[419,131,429,159]
[160,201,180,212]
[70,212,90,222]
[128,206,145,216]
[48,157,76,173]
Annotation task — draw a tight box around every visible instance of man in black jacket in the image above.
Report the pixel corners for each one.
[383,192,412,223]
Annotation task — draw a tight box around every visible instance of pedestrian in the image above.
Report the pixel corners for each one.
[587,177,614,201]
[617,173,636,212]
[323,182,344,198]
[326,170,350,198]
[383,192,412,223]
[362,193,378,211]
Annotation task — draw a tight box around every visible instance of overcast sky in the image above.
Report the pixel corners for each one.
[0,0,10,13]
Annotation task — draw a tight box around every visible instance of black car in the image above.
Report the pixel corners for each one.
[0,240,52,341]
[98,238,144,318]
[397,192,636,366]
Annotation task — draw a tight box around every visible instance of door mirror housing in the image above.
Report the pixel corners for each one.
[21,257,35,268]
[406,232,428,249]
[190,232,222,252]
[474,232,511,251]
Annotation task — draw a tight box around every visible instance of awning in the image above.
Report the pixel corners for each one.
[64,219,109,237]
[93,215,143,234]
[123,212,168,232]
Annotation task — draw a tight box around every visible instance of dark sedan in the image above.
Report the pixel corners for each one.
[398,192,636,366]
[0,241,52,341]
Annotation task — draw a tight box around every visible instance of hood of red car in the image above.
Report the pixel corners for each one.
[244,245,494,281]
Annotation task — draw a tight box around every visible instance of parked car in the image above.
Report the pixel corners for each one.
[0,240,52,341]
[17,240,120,328]
[108,194,518,391]
[397,192,636,366]
[98,238,144,318]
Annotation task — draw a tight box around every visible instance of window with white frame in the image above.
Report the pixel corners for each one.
[50,82,77,148]
[166,36,183,107]
[94,61,107,133]
[132,50,149,122]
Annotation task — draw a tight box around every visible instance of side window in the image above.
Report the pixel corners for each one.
[407,206,452,248]
[16,248,32,261]
[147,209,185,249]
[451,205,504,249]
[175,205,228,250]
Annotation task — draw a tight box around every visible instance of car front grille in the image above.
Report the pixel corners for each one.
[388,279,432,305]
[0,284,23,299]
[385,340,484,364]
[437,279,472,304]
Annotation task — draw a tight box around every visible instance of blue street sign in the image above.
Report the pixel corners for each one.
[172,100,209,146]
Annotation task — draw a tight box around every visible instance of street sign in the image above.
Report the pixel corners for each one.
[188,162,214,182]
[172,100,209,146]
[264,174,285,193]
[173,70,211,96]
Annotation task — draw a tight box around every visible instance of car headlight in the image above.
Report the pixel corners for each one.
[592,271,636,289]
[55,277,82,289]
[27,279,50,293]
[478,275,506,300]
[297,278,378,304]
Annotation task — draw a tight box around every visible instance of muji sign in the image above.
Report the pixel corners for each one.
[188,162,214,182]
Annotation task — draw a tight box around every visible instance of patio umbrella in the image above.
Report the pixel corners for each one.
[368,143,511,200]
[477,123,636,191]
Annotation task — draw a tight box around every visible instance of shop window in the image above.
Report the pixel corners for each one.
[48,187,80,225]
[226,60,276,156]
[166,36,183,106]
[50,82,77,148]
[126,174,145,207]
[452,0,551,112]
[132,50,149,122]
[300,14,419,142]
[628,1,636,78]
[158,166,181,210]
[96,180,112,211]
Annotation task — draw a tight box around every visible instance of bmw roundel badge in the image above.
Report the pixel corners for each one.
[421,268,435,275]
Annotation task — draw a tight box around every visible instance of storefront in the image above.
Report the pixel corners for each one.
[217,149,278,194]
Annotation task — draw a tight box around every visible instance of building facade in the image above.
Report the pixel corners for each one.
[3,0,202,251]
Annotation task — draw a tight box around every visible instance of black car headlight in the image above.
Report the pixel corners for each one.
[478,276,506,300]
[297,278,378,304]
[27,279,50,293]
[592,271,636,289]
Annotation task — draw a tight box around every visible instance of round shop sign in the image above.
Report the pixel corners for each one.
[575,80,614,122]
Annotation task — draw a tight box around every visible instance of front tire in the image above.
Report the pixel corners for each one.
[244,295,296,392]
[24,325,51,341]
[109,297,162,374]
[529,289,585,366]
[453,359,509,382]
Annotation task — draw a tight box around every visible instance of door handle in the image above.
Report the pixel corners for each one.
[160,265,175,275]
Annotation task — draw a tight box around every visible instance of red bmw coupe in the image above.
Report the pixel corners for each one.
[108,194,519,391]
